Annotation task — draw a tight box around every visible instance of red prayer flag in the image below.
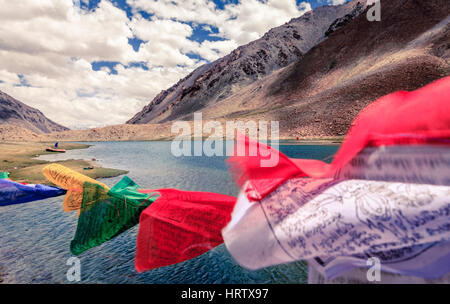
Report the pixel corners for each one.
[135,189,236,272]
[228,76,450,201]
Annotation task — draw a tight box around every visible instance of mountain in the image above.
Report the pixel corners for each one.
[128,0,450,138]
[250,0,450,137]
[0,90,69,134]
[128,0,368,124]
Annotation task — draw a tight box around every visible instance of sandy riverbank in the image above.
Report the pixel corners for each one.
[0,141,128,185]
[1,123,345,143]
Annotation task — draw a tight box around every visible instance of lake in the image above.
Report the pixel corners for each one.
[0,141,339,284]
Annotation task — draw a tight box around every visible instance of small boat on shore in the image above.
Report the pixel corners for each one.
[46,148,66,153]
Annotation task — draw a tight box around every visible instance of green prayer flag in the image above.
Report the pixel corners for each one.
[0,172,10,179]
[70,176,159,255]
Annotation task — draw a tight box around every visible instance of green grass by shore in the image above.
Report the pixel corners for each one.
[0,142,128,185]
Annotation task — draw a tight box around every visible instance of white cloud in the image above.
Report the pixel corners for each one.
[128,0,228,27]
[0,0,312,129]
[129,0,312,45]
[129,18,199,67]
[0,70,20,85]
[0,0,199,128]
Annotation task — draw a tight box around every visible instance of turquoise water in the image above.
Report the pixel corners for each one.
[0,141,339,284]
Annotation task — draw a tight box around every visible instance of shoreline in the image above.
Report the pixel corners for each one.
[0,141,128,185]
[34,136,344,144]
[1,123,345,144]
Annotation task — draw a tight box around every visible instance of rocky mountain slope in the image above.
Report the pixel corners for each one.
[0,90,69,134]
[126,0,449,139]
[238,0,450,137]
[128,0,368,124]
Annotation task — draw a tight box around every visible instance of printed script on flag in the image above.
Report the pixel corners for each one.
[223,145,450,278]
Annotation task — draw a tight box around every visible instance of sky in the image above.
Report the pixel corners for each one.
[0,0,348,129]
